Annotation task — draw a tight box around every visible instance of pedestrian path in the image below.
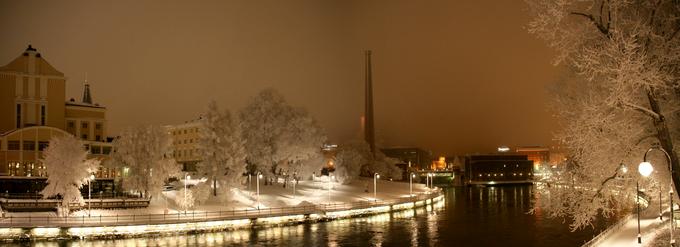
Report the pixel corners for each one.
[594,199,671,247]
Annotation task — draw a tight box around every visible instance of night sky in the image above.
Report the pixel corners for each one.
[0,0,559,156]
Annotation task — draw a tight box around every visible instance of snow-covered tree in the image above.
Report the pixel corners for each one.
[113,125,180,199]
[41,135,100,212]
[526,0,680,230]
[197,101,247,198]
[239,89,327,182]
[334,141,371,184]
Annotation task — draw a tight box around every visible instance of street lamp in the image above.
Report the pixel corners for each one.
[374,173,380,201]
[293,178,297,198]
[410,173,415,197]
[184,173,190,214]
[88,174,95,217]
[257,173,263,209]
[328,174,335,204]
[637,161,654,244]
[641,146,675,247]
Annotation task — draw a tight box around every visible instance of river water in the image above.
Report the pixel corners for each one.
[19,186,614,247]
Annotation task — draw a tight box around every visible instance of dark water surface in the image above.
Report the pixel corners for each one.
[21,186,612,247]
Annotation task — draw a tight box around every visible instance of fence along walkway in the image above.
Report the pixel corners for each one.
[0,192,441,228]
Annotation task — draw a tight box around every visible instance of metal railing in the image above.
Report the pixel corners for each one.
[581,214,634,247]
[0,191,442,228]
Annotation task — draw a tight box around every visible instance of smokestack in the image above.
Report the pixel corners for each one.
[364,50,376,156]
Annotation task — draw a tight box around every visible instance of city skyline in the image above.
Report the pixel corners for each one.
[0,0,559,155]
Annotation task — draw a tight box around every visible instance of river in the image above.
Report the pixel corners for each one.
[15,186,614,247]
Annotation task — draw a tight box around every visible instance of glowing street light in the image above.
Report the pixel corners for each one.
[374,173,380,201]
[88,174,95,217]
[328,174,335,204]
[637,160,654,244]
[257,173,263,209]
[293,178,297,198]
[640,146,674,247]
[410,173,416,197]
[184,173,190,214]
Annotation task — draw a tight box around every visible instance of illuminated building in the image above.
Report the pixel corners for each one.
[464,154,534,185]
[515,146,550,170]
[166,117,204,172]
[381,147,432,171]
[0,45,113,178]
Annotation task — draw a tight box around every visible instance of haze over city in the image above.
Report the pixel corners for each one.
[0,0,559,155]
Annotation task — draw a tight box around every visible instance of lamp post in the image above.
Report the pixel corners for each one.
[88,174,95,217]
[257,173,262,209]
[293,178,297,198]
[374,173,380,201]
[328,174,334,204]
[410,173,415,197]
[184,173,190,214]
[641,146,675,247]
[638,160,654,244]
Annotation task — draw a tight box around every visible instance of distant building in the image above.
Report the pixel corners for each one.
[515,146,550,170]
[464,154,534,185]
[166,117,204,172]
[381,147,432,171]
[0,45,114,178]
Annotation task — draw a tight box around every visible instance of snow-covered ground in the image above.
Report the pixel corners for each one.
[2,176,429,219]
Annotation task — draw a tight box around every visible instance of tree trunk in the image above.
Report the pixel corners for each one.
[647,90,680,197]
[213,178,217,197]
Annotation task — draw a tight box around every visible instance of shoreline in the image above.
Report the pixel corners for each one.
[0,191,444,241]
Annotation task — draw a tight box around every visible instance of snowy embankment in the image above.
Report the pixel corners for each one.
[0,176,443,239]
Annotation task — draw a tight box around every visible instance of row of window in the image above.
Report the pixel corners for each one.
[15,104,47,128]
[477,173,533,177]
[175,138,198,145]
[172,128,200,136]
[3,140,111,154]
[174,148,200,158]
[67,121,103,130]
[7,162,117,178]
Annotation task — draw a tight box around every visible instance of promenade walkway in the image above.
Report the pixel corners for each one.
[594,199,671,247]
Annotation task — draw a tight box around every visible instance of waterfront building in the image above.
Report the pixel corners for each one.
[464,154,534,185]
[166,117,204,172]
[515,146,550,170]
[0,45,114,180]
[381,147,432,171]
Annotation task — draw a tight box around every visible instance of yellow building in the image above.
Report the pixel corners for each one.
[166,117,204,171]
[0,45,113,178]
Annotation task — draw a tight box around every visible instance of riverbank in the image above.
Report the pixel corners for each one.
[0,178,442,240]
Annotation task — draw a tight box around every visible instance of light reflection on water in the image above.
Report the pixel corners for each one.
[17,186,612,247]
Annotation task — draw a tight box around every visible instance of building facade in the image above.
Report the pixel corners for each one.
[464,154,534,185]
[0,45,113,179]
[166,117,204,172]
[381,147,432,171]
[515,146,550,171]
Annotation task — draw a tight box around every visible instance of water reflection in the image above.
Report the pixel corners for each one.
[17,186,611,247]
